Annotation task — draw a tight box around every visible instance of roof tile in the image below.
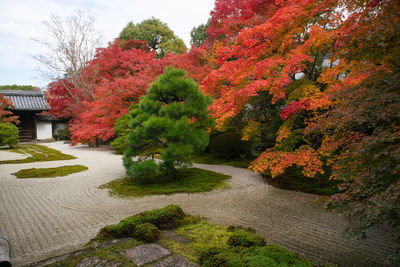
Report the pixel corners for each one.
[0,90,50,111]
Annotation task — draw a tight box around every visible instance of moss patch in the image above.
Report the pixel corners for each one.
[99,168,230,198]
[0,144,76,164]
[158,221,232,263]
[262,166,339,196]
[159,221,313,266]
[189,152,255,168]
[92,205,200,244]
[13,165,88,178]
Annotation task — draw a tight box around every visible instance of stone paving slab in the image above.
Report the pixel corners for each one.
[149,255,198,267]
[121,243,172,266]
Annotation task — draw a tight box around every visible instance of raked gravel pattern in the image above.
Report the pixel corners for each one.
[0,142,397,266]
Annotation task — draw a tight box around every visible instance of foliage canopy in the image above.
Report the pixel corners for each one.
[0,123,19,148]
[120,17,187,58]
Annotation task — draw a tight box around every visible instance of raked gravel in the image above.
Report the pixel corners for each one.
[0,142,397,266]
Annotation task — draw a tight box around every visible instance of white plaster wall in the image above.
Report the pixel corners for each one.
[36,122,53,140]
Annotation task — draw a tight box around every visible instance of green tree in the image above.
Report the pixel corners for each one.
[0,85,39,91]
[123,67,213,180]
[0,123,19,148]
[190,19,210,47]
[120,17,187,58]
[110,106,135,154]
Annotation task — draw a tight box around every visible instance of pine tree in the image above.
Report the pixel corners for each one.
[123,67,214,180]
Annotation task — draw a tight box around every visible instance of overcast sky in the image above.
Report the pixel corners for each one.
[0,0,215,88]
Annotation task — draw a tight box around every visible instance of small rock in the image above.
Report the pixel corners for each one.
[76,257,122,267]
[76,257,106,267]
[104,260,123,267]
[149,255,198,267]
[121,243,172,266]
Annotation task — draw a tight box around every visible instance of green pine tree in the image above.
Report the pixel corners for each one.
[123,67,214,181]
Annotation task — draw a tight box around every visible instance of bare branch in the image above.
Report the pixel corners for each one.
[32,10,103,101]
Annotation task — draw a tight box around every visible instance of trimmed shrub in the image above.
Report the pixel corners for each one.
[228,230,265,248]
[134,223,161,242]
[0,123,19,148]
[139,204,185,229]
[97,205,186,242]
[210,132,251,159]
[99,216,145,238]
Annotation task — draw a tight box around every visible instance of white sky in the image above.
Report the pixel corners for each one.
[0,0,215,88]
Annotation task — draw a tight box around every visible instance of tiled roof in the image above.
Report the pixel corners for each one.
[0,90,50,111]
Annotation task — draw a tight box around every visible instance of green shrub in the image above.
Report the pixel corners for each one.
[110,112,133,154]
[227,230,265,248]
[139,204,185,229]
[210,132,251,159]
[99,216,145,238]
[199,247,235,266]
[199,245,312,267]
[134,223,161,242]
[57,128,71,140]
[97,205,186,242]
[0,123,19,148]
[243,245,312,267]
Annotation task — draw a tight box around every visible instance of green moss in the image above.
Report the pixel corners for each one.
[227,230,265,248]
[94,205,195,244]
[189,152,255,168]
[160,221,312,266]
[159,221,232,263]
[0,144,76,164]
[262,166,339,196]
[242,245,312,267]
[140,204,186,229]
[99,168,230,198]
[13,165,88,178]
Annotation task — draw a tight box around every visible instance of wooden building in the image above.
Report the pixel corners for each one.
[0,90,52,141]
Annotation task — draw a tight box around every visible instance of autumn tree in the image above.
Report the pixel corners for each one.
[310,0,400,249]
[206,0,277,45]
[0,94,19,124]
[202,0,400,253]
[69,39,166,145]
[123,67,213,180]
[46,79,85,119]
[120,17,186,58]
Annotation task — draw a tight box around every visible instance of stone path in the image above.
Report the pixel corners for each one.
[0,142,397,266]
